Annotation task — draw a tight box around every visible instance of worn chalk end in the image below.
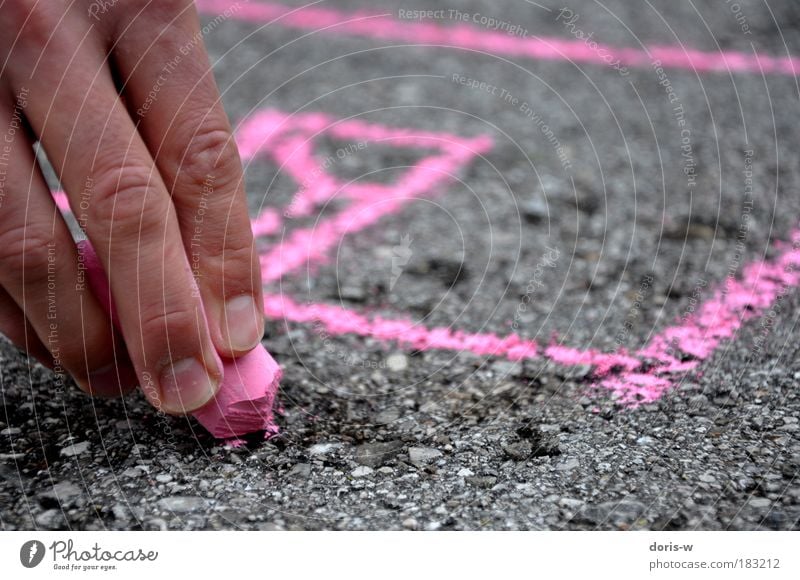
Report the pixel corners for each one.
[77,239,281,439]
[193,344,282,439]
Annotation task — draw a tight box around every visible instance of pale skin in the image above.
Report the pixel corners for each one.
[0,1,264,413]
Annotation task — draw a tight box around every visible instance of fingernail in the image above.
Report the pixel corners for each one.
[221,295,263,352]
[159,357,219,413]
[86,363,139,398]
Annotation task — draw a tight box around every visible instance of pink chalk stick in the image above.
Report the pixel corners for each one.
[77,240,281,439]
[191,343,281,439]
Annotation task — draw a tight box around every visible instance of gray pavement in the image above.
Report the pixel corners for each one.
[1,0,799,530]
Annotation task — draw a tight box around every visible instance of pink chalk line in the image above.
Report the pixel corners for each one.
[50,108,800,408]
[196,0,800,76]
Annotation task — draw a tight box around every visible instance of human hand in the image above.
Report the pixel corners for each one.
[0,0,264,414]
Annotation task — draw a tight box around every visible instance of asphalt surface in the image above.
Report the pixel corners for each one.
[1,0,799,530]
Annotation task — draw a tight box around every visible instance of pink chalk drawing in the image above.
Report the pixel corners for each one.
[196,0,800,76]
[237,109,493,284]
[234,109,800,406]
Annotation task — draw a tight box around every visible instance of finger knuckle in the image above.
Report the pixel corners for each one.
[137,301,199,346]
[206,240,259,294]
[203,233,255,271]
[87,160,169,240]
[178,125,242,193]
[0,223,55,281]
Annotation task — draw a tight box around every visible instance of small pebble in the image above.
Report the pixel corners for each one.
[60,441,90,457]
[402,518,418,530]
[157,496,206,513]
[351,466,374,478]
[408,447,443,467]
[385,353,408,372]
